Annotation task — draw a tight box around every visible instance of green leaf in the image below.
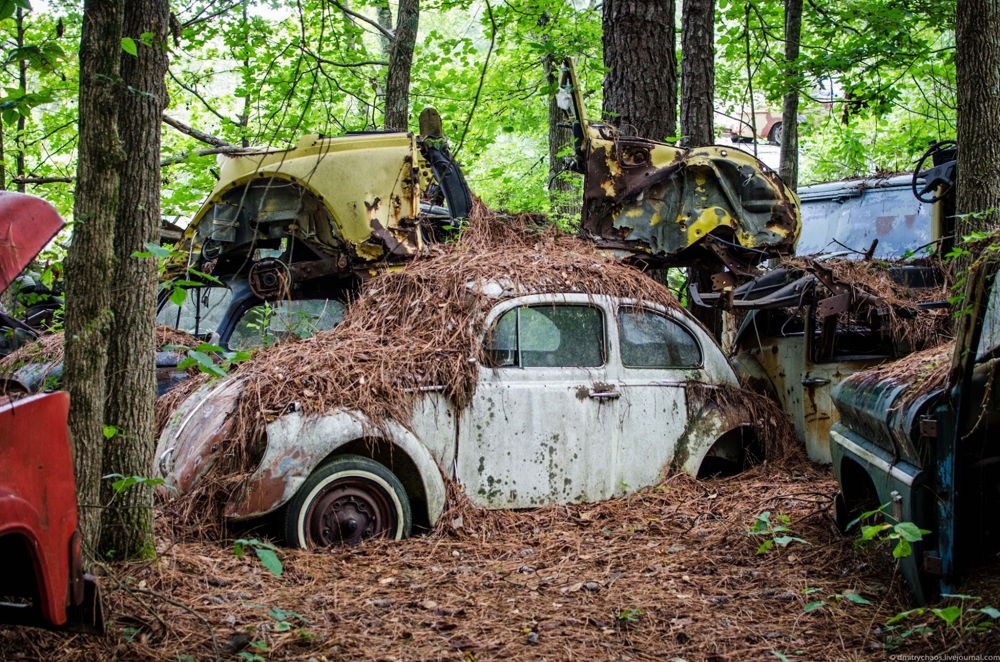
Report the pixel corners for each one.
[233,540,245,559]
[843,593,871,605]
[770,653,792,662]
[804,601,827,612]
[756,539,773,554]
[195,343,225,353]
[169,286,188,306]
[977,606,1000,619]
[274,621,291,632]
[941,593,979,600]
[802,587,822,595]
[893,538,913,559]
[145,242,172,258]
[255,548,283,577]
[103,425,118,439]
[931,605,962,625]
[121,37,138,56]
[0,0,17,21]
[893,522,924,542]
[861,523,892,541]
[887,608,924,625]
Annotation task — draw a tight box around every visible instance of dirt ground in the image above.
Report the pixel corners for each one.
[1,462,998,661]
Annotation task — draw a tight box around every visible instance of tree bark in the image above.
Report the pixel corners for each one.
[100,0,169,560]
[602,0,677,141]
[779,0,803,190]
[15,8,27,193]
[680,0,714,148]
[544,54,577,216]
[384,0,418,131]
[955,0,1000,239]
[376,0,393,59]
[64,0,125,564]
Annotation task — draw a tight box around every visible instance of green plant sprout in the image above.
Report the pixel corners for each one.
[749,511,810,554]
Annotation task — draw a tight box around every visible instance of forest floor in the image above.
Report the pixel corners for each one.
[1,462,998,661]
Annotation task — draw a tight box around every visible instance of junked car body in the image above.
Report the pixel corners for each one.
[157,287,753,549]
[697,172,947,462]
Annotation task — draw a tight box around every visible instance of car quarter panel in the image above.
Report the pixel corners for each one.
[223,402,453,525]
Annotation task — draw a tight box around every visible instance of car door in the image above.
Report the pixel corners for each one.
[457,294,619,509]
[612,304,709,490]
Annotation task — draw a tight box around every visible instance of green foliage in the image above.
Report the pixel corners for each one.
[234,538,283,577]
[883,594,999,646]
[847,502,930,559]
[749,511,809,554]
[801,586,871,614]
[103,473,165,493]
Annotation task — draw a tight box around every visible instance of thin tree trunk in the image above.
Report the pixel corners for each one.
[16,8,27,193]
[64,0,125,564]
[955,0,1000,240]
[602,0,677,141]
[376,0,393,59]
[680,0,714,148]
[544,54,576,216]
[779,0,803,190]
[100,0,169,560]
[384,0,418,131]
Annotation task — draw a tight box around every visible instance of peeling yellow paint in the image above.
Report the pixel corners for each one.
[687,207,735,245]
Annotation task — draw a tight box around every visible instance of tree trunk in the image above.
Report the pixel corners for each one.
[955,0,1000,239]
[64,0,125,564]
[680,0,714,148]
[384,0,418,131]
[99,0,169,561]
[544,54,577,217]
[15,7,27,193]
[779,0,803,190]
[376,0,393,59]
[602,0,677,141]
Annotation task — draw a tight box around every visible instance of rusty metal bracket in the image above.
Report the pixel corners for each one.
[711,271,736,291]
[816,292,851,317]
[704,236,761,278]
[919,416,938,439]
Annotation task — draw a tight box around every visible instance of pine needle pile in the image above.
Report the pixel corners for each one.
[218,200,686,471]
[5,463,998,661]
[840,340,956,411]
[782,257,951,350]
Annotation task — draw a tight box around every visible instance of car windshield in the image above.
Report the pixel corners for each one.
[796,178,932,259]
[156,286,233,338]
[229,299,347,351]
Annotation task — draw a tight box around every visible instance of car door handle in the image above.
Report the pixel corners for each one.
[801,378,831,387]
[589,389,620,400]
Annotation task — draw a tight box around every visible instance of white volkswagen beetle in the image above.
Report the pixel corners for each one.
[157,288,755,550]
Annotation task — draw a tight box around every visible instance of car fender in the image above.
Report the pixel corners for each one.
[223,410,448,526]
[673,395,750,476]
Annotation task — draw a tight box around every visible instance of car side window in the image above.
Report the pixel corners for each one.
[156,286,233,337]
[229,299,346,351]
[486,304,605,368]
[618,307,701,368]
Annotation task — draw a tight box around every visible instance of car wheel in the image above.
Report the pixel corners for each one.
[284,454,412,549]
[769,121,783,145]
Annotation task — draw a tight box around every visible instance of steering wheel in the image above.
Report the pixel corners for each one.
[912,140,957,204]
